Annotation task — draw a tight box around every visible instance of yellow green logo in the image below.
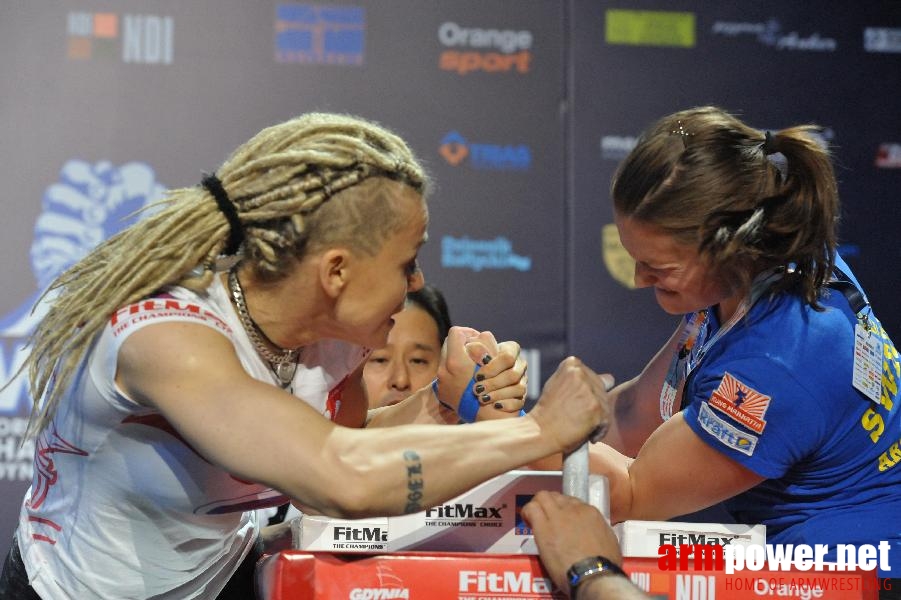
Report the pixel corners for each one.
[606,10,696,48]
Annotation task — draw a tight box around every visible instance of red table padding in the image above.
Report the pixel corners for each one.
[256,551,881,599]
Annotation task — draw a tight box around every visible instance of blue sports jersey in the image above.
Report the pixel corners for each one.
[681,257,901,577]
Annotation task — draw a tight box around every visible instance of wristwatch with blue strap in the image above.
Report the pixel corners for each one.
[566,555,628,596]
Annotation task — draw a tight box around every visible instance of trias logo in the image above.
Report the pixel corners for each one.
[333,526,388,542]
[459,570,555,594]
[438,21,533,75]
[426,503,504,519]
[439,132,531,171]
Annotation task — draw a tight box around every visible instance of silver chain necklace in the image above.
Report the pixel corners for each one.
[227,269,299,388]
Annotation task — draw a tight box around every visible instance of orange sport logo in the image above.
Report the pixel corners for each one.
[438,21,533,75]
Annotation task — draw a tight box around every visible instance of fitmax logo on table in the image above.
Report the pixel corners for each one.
[439,132,531,171]
[66,11,173,63]
[275,4,365,65]
[459,570,555,595]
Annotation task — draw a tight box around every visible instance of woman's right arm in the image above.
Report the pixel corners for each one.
[601,323,684,456]
[116,321,610,519]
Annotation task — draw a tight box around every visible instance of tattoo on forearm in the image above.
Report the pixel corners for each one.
[403,450,424,514]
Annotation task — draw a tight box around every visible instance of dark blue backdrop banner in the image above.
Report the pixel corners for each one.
[0,0,898,549]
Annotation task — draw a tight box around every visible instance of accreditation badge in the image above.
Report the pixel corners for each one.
[852,322,883,404]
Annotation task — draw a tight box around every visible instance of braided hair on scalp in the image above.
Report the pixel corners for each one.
[611,106,839,306]
[22,113,430,438]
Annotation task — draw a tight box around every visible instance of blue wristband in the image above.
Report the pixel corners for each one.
[432,366,526,422]
[431,366,482,424]
[456,365,482,424]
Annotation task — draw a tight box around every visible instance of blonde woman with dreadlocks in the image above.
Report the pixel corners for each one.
[0,113,612,600]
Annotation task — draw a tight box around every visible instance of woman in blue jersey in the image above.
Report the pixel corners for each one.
[591,106,900,596]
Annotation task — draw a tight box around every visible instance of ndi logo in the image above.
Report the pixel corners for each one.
[439,132,531,171]
[67,12,173,63]
[275,4,365,65]
[441,236,531,272]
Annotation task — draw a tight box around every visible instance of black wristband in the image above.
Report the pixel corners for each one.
[566,555,628,595]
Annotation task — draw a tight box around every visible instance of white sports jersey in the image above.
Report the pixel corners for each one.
[17,277,367,599]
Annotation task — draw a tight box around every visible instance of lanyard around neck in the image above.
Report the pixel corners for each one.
[689,268,783,371]
[658,267,783,420]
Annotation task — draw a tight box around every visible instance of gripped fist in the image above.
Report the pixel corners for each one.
[436,327,527,420]
[529,357,613,453]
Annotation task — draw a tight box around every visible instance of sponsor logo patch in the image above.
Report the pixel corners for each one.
[864,27,901,54]
[441,236,532,272]
[601,223,636,290]
[606,10,696,48]
[698,403,758,456]
[437,21,533,76]
[438,131,531,171]
[514,494,533,535]
[708,372,770,433]
[711,19,836,52]
[876,143,901,168]
[275,4,365,65]
[109,298,232,337]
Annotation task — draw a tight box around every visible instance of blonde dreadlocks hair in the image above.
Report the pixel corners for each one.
[23,112,430,438]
